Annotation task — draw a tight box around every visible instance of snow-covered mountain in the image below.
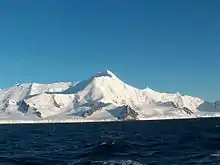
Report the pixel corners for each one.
[0,70,219,123]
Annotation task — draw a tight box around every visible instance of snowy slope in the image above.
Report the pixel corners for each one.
[0,82,73,118]
[141,88,204,111]
[0,82,72,103]
[29,82,72,95]
[0,70,219,122]
[24,93,75,118]
[70,70,146,107]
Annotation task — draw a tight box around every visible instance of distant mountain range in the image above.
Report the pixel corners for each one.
[0,70,219,123]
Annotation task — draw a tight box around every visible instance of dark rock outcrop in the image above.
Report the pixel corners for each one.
[18,100,29,113]
[182,107,194,115]
[171,102,178,108]
[0,101,9,112]
[82,109,96,117]
[118,105,138,120]
[214,101,220,109]
[158,101,194,115]
[82,101,107,118]
[32,110,42,118]
[18,100,42,118]
[167,101,194,115]
[52,95,61,108]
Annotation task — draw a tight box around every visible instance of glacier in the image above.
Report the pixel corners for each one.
[0,70,219,124]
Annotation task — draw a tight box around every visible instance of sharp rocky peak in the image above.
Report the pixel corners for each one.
[92,70,117,79]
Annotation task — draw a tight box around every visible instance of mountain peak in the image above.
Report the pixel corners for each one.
[93,70,117,79]
[143,87,155,92]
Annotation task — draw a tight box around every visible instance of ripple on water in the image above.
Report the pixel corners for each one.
[1,119,220,164]
[70,160,144,165]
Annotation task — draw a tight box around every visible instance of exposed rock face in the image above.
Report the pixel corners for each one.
[82,109,95,117]
[182,107,194,115]
[52,95,61,108]
[171,102,178,108]
[18,100,42,118]
[82,102,107,118]
[0,100,9,112]
[214,101,220,109]
[118,105,139,120]
[0,70,218,121]
[18,100,29,113]
[166,101,194,115]
[81,102,139,120]
[32,110,42,118]
[162,101,194,115]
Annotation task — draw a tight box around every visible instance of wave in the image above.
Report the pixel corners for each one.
[0,157,143,165]
[0,156,49,165]
[70,160,144,165]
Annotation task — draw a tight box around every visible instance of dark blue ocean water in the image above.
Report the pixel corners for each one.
[1,118,220,165]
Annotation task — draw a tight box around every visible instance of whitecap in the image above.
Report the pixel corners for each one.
[211,151,220,157]
[69,160,144,165]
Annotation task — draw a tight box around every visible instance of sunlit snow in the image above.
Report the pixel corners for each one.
[0,70,219,123]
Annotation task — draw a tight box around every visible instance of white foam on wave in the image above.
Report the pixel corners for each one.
[89,160,144,165]
[211,151,220,157]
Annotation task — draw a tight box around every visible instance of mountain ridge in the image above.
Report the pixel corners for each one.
[0,70,219,122]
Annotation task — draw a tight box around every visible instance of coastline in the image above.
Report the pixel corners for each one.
[0,116,218,124]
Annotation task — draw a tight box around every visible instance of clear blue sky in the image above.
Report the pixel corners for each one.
[0,0,219,101]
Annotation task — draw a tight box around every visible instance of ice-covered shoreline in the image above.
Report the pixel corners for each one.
[0,115,219,124]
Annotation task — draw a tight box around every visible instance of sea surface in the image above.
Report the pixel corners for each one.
[0,118,220,165]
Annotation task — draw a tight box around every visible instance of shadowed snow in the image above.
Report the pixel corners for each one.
[0,70,218,123]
